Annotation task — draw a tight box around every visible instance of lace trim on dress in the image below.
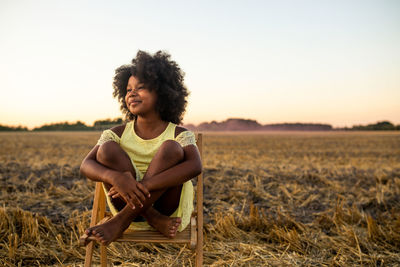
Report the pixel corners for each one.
[177,181,194,232]
[96,129,121,146]
[175,131,197,148]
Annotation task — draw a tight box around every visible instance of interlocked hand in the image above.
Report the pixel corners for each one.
[109,171,151,209]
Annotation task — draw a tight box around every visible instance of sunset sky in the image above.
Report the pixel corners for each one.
[0,0,399,129]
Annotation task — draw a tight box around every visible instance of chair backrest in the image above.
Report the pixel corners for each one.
[195,132,203,204]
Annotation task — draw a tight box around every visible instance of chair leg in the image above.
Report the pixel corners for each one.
[195,133,204,267]
[84,241,95,267]
[100,245,107,267]
[195,205,203,267]
[84,182,107,267]
[98,184,107,266]
[195,231,203,267]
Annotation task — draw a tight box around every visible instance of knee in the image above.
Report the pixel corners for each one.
[159,140,184,162]
[96,141,120,165]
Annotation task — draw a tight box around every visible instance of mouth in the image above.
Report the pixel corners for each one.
[129,100,142,106]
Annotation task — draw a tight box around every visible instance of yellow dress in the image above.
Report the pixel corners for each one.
[95,119,197,232]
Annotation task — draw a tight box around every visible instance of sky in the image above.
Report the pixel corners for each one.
[0,0,399,129]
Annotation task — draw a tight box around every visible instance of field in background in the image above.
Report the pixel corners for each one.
[1,131,399,266]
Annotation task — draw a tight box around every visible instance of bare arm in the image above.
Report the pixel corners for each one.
[80,124,126,185]
[141,144,202,191]
[79,145,119,185]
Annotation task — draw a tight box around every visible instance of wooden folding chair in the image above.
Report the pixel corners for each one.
[80,133,203,267]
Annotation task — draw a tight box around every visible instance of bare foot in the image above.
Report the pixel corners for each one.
[84,216,126,246]
[145,208,182,238]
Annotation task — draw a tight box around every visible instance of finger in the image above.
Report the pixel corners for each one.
[112,193,121,198]
[133,187,146,203]
[107,187,116,196]
[137,182,151,198]
[129,192,143,208]
[131,192,143,207]
[123,193,135,209]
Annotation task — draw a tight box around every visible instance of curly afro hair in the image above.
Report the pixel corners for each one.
[112,50,189,125]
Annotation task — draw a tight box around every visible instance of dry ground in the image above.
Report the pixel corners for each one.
[0,131,399,266]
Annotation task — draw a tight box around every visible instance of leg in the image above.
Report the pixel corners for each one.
[96,141,133,212]
[140,140,185,236]
[84,140,185,245]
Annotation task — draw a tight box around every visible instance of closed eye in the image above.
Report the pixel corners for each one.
[127,87,144,92]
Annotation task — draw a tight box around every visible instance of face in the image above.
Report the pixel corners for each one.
[125,75,158,117]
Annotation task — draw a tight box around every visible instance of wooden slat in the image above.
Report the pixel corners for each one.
[83,215,193,244]
[196,133,204,267]
[116,212,196,243]
[190,215,197,249]
[116,227,191,243]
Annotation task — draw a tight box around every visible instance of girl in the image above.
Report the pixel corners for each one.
[80,50,202,246]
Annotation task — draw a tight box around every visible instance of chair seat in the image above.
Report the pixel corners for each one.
[82,213,197,249]
[119,213,197,249]
[117,227,190,243]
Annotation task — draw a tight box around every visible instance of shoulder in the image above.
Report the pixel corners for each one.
[174,125,197,148]
[174,125,188,138]
[96,124,125,146]
[110,124,127,138]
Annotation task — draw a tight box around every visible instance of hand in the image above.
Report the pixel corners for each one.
[108,179,150,199]
[110,171,151,210]
[107,187,121,199]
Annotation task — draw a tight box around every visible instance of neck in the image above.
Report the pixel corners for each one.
[135,113,168,132]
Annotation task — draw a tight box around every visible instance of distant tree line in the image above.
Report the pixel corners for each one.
[32,121,93,131]
[341,121,400,131]
[0,125,29,131]
[0,118,123,132]
[93,118,123,130]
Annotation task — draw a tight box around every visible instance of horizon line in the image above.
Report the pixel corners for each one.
[1,117,399,130]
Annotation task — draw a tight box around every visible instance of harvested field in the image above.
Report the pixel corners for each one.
[0,131,400,266]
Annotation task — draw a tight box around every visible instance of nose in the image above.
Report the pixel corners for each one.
[127,90,138,97]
